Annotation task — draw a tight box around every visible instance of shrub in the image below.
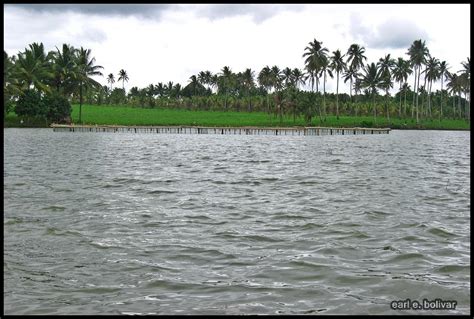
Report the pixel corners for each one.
[360,120,373,128]
[43,93,72,123]
[15,89,44,118]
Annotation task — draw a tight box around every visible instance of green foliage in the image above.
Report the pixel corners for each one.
[4,41,470,127]
[109,88,127,104]
[43,92,72,123]
[4,98,15,116]
[15,89,44,118]
[360,120,373,128]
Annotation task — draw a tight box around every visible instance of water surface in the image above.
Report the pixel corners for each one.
[4,128,470,314]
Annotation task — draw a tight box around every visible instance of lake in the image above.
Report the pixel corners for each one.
[3,128,470,315]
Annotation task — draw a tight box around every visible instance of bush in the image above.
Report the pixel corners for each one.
[360,120,373,128]
[43,93,72,123]
[15,89,44,118]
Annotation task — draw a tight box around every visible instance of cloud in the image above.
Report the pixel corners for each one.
[369,18,430,49]
[6,4,306,24]
[349,13,373,44]
[193,4,306,23]
[349,13,429,49]
[70,28,108,45]
[4,4,172,19]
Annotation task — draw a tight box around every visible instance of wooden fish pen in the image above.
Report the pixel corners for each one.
[51,124,390,136]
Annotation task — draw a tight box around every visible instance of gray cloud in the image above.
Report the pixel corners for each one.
[4,4,172,19]
[75,28,108,44]
[194,4,306,23]
[5,4,305,23]
[349,13,429,49]
[369,19,430,49]
[349,13,373,43]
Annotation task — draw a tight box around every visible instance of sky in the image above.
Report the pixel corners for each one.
[4,4,471,95]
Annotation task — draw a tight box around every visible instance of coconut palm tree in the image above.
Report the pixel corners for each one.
[107,73,115,91]
[419,56,431,118]
[270,65,284,122]
[459,58,470,120]
[242,68,255,111]
[346,44,367,72]
[209,74,218,96]
[407,39,429,124]
[458,72,470,120]
[303,38,328,94]
[446,71,460,118]
[392,58,412,118]
[282,67,294,88]
[304,67,316,93]
[438,61,449,120]
[343,66,357,114]
[353,77,362,116]
[377,54,395,121]
[153,82,163,98]
[292,68,305,90]
[198,70,213,92]
[425,56,440,119]
[401,83,411,117]
[51,44,77,95]
[188,75,200,96]
[4,51,22,115]
[167,81,174,98]
[118,69,129,91]
[378,70,394,121]
[14,45,52,93]
[360,62,382,122]
[345,44,367,116]
[319,55,332,120]
[330,49,346,119]
[258,66,273,116]
[172,83,182,99]
[218,66,233,110]
[75,47,103,123]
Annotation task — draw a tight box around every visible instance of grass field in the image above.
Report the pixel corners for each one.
[4,104,471,130]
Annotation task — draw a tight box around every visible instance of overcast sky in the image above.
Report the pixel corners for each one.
[4,4,470,94]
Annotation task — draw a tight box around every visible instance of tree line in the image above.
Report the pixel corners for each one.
[4,39,470,125]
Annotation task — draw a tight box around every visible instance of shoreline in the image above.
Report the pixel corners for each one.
[5,104,470,131]
[4,123,470,131]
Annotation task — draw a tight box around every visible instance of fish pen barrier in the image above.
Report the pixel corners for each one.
[51,124,390,136]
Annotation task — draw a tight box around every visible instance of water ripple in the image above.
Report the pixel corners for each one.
[3,129,470,315]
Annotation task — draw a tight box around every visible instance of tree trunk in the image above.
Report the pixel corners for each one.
[336,71,339,120]
[373,92,377,123]
[467,90,470,121]
[428,80,432,119]
[323,72,326,121]
[458,94,462,119]
[421,73,427,118]
[349,78,353,116]
[440,77,444,121]
[279,93,283,124]
[412,67,417,119]
[415,65,421,124]
[453,93,456,119]
[403,84,407,117]
[398,81,402,118]
[79,81,83,124]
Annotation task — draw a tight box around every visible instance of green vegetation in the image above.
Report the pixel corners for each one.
[4,39,470,129]
[4,104,469,130]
